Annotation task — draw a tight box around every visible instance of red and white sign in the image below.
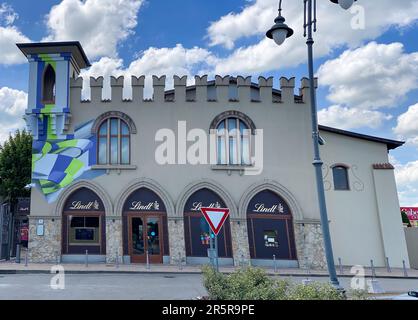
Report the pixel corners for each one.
[401,207,418,221]
[200,207,230,235]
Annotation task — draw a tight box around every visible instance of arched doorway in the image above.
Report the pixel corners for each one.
[62,187,106,257]
[247,190,298,267]
[122,188,169,264]
[183,188,233,264]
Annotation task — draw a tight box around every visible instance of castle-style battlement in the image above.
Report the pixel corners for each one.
[70,75,317,105]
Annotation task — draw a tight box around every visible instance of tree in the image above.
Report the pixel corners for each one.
[0,130,32,203]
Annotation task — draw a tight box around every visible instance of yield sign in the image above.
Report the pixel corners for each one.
[200,207,230,235]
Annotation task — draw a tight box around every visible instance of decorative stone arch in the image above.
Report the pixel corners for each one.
[54,179,113,217]
[176,179,238,219]
[114,177,175,217]
[330,163,351,169]
[209,110,256,134]
[238,179,303,221]
[91,111,137,135]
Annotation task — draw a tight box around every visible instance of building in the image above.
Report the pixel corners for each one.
[17,41,410,268]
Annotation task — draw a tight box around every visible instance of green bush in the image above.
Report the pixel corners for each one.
[202,266,347,300]
[286,282,345,300]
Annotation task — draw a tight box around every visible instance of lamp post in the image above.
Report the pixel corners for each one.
[266,0,357,288]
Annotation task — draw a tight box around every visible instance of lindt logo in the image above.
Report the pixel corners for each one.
[191,201,221,211]
[253,203,284,214]
[70,200,100,210]
[129,201,160,211]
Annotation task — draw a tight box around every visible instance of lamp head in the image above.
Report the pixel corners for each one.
[266,14,294,46]
[330,0,357,10]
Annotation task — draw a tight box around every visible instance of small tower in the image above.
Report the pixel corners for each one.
[17,42,90,141]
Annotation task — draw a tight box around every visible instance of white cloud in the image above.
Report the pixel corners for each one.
[317,42,418,109]
[44,0,143,59]
[0,3,19,26]
[80,44,216,99]
[207,0,418,75]
[394,103,418,147]
[318,105,392,130]
[393,159,418,206]
[0,87,27,143]
[0,3,31,65]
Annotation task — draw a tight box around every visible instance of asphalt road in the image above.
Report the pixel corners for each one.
[0,273,417,300]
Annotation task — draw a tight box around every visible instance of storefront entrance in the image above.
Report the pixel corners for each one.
[247,190,297,266]
[123,188,169,264]
[128,214,163,263]
[62,188,106,256]
[183,188,233,264]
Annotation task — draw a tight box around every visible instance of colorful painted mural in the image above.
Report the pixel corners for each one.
[24,53,103,203]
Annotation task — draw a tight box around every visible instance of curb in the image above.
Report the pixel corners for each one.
[0,269,417,279]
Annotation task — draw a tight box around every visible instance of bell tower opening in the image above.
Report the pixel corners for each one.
[42,64,56,104]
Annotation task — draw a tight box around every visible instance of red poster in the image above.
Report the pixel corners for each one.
[20,226,29,241]
[401,207,418,221]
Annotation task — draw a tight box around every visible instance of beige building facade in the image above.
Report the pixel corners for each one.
[18,41,409,269]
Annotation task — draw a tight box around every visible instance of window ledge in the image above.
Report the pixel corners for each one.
[91,164,137,170]
[211,165,254,175]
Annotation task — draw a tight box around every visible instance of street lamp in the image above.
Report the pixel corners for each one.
[266,0,357,289]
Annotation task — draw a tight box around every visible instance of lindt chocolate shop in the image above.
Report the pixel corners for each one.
[56,183,297,267]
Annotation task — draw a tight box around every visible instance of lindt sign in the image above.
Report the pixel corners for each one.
[69,200,100,211]
[252,203,285,214]
[129,201,160,211]
[190,201,221,212]
[401,207,418,221]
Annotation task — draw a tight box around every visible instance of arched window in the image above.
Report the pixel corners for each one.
[332,165,349,190]
[42,64,56,103]
[216,118,251,165]
[97,118,130,165]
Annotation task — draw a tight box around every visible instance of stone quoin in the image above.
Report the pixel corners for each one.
[17,41,409,268]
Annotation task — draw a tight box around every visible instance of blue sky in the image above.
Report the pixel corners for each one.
[0,0,417,205]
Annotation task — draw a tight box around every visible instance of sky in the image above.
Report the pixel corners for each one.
[0,0,417,206]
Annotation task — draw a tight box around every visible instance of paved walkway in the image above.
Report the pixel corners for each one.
[1,260,417,279]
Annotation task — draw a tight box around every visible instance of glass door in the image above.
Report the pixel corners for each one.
[129,215,162,263]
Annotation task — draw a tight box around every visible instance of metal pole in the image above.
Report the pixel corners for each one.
[386,257,391,273]
[403,260,408,277]
[85,250,88,268]
[306,0,340,288]
[370,259,376,278]
[146,250,150,270]
[24,248,28,267]
[338,257,343,275]
[273,254,277,273]
[215,234,219,272]
[116,249,119,269]
[15,244,21,264]
[56,251,60,265]
[209,231,214,268]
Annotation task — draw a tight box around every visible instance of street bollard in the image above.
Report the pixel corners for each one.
[386,257,391,273]
[85,250,88,268]
[24,248,28,267]
[56,251,60,265]
[273,255,277,273]
[15,244,21,264]
[116,249,119,269]
[403,260,408,277]
[370,259,376,278]
[178,253,183,271]
[338,257,343,275]
[146,250,150,270]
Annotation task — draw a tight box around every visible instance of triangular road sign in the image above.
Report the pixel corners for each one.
[200,207,230,235]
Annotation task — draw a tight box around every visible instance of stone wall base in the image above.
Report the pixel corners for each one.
[167,218,186,264]
[230,219,251,266]
[28,217,61,263]
[294,222,326,269]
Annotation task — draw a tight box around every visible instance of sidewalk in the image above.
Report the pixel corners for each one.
[1,261,417,279]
